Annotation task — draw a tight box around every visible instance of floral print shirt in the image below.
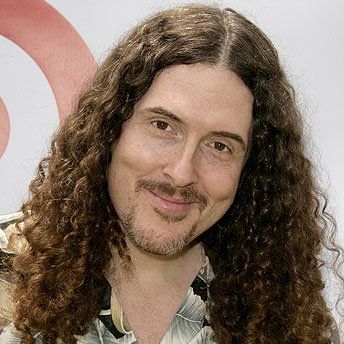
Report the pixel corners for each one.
[0,213,341,344]
[0,249,216,344]
[94,258,215,344]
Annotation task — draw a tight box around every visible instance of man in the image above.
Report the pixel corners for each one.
[0,4,342,344]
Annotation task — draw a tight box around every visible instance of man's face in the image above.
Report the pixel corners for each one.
[108,64,253,256]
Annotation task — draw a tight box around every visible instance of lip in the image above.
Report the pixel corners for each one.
[145,189,193,213]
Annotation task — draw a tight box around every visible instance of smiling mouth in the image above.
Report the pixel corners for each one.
[146,190,194,214]
[136,179,208,213]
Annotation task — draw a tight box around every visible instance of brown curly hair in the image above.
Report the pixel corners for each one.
[11,4,343,343]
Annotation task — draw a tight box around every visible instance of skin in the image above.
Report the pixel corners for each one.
[108,63,253,257]
[106,63,254,343]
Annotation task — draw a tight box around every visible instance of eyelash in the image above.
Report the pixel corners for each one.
[151,120,173,132]
[208,141,232,153]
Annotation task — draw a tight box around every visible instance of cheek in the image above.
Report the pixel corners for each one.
[196,177,240,233]
[107,133,162,209]
[110,144,147,181]
[203,162,243,203]
[198,164,243,227]
[116,129,166,174]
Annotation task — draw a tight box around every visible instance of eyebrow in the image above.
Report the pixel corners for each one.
[139,106,247,152]
[139,106,183,124]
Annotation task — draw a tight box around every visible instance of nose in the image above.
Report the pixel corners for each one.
[162,143,199,188]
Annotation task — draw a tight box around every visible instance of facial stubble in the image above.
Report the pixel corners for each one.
[121,205,197,256]
[118,178,208,256]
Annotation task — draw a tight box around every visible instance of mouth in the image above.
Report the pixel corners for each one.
[145,189,194,213]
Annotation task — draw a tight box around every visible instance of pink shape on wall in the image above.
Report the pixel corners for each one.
[0,0,97,158]
[0,97,10,159]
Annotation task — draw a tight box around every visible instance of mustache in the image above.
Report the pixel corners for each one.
[136,179,208,212]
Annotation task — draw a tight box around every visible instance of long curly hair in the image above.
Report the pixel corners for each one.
[12,4,343,343]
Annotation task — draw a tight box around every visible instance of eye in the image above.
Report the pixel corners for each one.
[210,141,231,153]
[152,120,172,131]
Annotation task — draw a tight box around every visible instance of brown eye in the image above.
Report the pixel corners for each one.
[152,121,171,131]
[214,142,228,151]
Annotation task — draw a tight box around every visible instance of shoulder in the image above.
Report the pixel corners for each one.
[0,323,43,344]
[0,212,22,231]
[0,212,28,334]
[0,212,28,255]
[0,319,115,344]
[329,318,341,344]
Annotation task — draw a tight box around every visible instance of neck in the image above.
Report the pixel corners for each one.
[128,239,204,273]
[106,239,205,288]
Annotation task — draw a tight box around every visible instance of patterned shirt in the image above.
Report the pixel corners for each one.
[0,213,341,343]
[0,245,216,343]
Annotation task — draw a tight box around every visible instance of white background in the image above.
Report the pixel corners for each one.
[0,0,343,330]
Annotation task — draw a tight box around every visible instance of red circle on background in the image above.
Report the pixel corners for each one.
[0,0,97,158]
[0,97,10,158]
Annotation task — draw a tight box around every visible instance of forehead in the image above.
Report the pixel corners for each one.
[134,64,254,142]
